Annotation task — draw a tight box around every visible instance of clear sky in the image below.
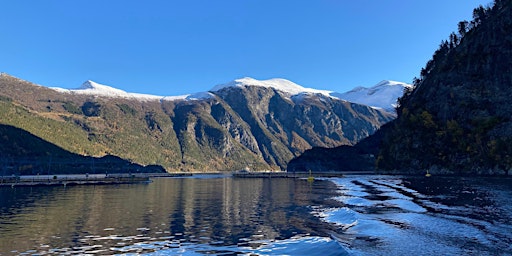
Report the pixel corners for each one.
[0,0,491,96]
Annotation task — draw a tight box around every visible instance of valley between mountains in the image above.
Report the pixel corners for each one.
[0,74,408,173]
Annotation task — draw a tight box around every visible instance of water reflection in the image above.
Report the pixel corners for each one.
[0,177,338,254]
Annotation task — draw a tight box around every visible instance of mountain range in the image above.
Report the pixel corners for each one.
[0,73,409,173]
[50,76,410,113]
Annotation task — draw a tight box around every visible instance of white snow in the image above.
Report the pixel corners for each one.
[212,77,411,112]
[48,78,410,110]
[332,80,412,111]
[162,92,214,101]
[51,80,163,101]
[211,77,333,97]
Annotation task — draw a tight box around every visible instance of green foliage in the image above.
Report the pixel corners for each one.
[117,103,137,115]
[0,101,105,156]
[420,110,436,129]
[0,94,12,102]
[62,102,83,115]
[82,101,101,117]
[377,0,512,175]
[145,112,162,131]
[472,117,502,134]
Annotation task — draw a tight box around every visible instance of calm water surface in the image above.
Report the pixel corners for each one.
[1,175,512,255]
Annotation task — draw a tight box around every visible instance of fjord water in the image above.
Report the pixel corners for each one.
[0,176,511,255]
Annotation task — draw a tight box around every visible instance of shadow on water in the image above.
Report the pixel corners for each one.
[400,176,512,223]
[0,185,65,216]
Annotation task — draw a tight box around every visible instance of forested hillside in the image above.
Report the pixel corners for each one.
[377,0,512,175]
[290,0,512,175]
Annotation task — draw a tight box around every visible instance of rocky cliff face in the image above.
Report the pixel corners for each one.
[0,74,394,172]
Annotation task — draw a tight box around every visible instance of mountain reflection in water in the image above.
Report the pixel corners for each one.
[1,175,512,255]
[0,176,341,255]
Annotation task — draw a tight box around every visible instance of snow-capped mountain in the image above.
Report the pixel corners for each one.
[51,80,164,101]
[332,80,412,112]
[213,78,411,112]
[51,80,215,101]
[211,77,332,96]
[0,73,396,172]
[49,77,411,112]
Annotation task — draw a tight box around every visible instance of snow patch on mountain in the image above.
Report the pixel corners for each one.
[211,77,333,97]
[332,80,412,111]
[51,80,216,102]
[51,80,163,101]
[49,78,410,109]
[211,77,411,112]
[163,92,215,101]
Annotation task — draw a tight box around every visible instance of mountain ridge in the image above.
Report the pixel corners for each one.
[46,76,411,113]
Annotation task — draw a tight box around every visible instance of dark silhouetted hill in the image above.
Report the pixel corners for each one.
[290,0,512,176]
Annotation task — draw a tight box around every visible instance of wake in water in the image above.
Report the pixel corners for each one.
[3,176,512,255]
[314,176,512,255]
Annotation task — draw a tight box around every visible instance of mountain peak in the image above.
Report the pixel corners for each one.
[50,80,163,101]
[76,80,131,96]
[211,77,332,96]
[334,80,412,112]
[374,80,413,88]
[79,80,101,89]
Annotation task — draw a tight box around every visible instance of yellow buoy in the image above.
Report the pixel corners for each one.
[307,170,314,182]
[425,169,431,177]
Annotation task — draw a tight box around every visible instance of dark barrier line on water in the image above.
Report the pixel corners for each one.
[0,171,374,187]
[0,173,159,187]
[232,171,373,178]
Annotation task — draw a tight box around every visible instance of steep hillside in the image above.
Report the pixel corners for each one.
[291,0,512,176]
[0,74,395,172]
[289,0,512,175]
[0,124,164,175]
[288,126,388,173]
[378,0,512,175]
[212,84,392,168]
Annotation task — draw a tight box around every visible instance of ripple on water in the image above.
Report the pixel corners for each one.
[314,207,358,229]
[384,199,427,213]
[317,177,512,255]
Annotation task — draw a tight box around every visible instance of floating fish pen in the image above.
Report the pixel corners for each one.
[0,174,152,187]
[232,171,353,178]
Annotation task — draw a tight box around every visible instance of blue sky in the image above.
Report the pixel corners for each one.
[1,0,491,96]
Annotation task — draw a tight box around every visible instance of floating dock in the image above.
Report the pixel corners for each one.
[0,173,154,187]
[232,171,373,178]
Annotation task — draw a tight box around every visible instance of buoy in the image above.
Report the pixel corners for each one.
[425,169,431,177]
[307,170,314,182]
